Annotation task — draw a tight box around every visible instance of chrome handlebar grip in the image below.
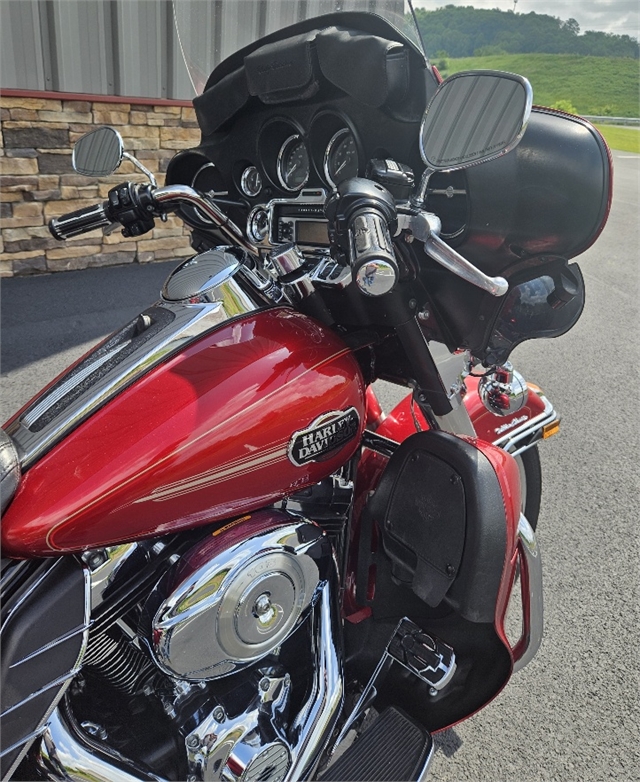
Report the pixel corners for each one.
[49,203,112,240]
[348,211,399,296]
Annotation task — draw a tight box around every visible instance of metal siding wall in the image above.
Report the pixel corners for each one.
[0,1,47,91]
[114,0,168,98]
[48,0,115,94]
[0,0,406,99]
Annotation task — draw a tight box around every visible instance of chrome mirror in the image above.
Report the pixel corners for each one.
[420,70,532,171]
[72,127,124,177]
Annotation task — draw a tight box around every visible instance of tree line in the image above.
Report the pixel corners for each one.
[413,6,639,59]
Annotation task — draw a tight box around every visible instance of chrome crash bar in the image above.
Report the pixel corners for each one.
[512,514,544,673]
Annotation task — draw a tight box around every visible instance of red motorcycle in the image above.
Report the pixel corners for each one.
[1,4,611,781]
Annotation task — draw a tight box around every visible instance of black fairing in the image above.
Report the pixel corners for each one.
[453,107,612,272]
[368,430,508,623]
[0,557,88,778]
[193,12,436,135]
[417,108,610,357]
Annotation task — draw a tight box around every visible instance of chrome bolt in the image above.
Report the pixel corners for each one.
[284,673,291,686]
[254,593,272,617]
[186,736,199,749]
[259,677,271,692]
[212,706,225,723]
[417,307,430,322]
[429,687,438,697]
[81,721,108,741]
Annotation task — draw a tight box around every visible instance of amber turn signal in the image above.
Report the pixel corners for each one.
[542,420,561,439]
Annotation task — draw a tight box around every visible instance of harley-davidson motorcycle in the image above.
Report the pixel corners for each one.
[0,2,612,780]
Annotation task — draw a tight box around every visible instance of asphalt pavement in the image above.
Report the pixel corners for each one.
[1,150,638,781]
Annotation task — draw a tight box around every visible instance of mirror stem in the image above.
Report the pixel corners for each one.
[411,167,434,208]
[123,152,158,188]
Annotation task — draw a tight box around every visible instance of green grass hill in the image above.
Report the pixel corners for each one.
[440,54,639,117]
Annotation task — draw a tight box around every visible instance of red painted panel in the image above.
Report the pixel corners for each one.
[369,378,547,446]
[2,309,365,557]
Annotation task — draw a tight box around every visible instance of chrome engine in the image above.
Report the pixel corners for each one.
[32,510,343,782]
[148,517,324,681]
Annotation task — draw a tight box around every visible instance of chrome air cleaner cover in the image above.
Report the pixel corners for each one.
[148,510,327,680]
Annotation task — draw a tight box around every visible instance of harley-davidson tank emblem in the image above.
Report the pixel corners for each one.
[288,408,360,467]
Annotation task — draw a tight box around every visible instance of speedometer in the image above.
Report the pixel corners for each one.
[277,135,309,192]
[324,129,358,188]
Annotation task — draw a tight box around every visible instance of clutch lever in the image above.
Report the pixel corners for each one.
[398,210,509,298]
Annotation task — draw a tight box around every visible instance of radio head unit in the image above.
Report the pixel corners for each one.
[247,189,331,249]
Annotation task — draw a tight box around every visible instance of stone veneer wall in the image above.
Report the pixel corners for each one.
[0,92,202,277]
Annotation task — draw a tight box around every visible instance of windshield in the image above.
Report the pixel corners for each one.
[173,0,425,96]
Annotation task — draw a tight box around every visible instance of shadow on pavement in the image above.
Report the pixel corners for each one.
[1,261,178,374]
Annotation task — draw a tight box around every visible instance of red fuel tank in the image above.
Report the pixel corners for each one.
[2,308,365,557]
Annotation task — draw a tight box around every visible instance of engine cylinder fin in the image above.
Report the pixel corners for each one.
[84,629,155,695]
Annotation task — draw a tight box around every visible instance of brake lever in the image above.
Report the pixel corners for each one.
[397,210,509,298]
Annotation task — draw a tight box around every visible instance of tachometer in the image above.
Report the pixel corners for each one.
[277,135,309,192]
[324,129,358,188]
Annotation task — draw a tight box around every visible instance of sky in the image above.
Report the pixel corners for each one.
[411,0,640,38]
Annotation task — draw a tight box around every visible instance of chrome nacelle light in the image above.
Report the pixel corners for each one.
[478,363,529,417]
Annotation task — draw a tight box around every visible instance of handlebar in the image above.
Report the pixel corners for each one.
[48,183,258,256]
[49,180,508,300]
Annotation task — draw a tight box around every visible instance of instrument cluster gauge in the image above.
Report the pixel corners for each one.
[324,128,358,188]
[247,206,270,243]
[277,135,310,192]
[240,165,262,198]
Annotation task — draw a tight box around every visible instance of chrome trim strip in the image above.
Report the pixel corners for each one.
[492,395,557,456]
[0,558,63,634]
[9,293,260,469]
[0,728,47,759]
[0,671,83,718]
[512,514,544,673]
[9,624,88,668]
[22,343,127,428]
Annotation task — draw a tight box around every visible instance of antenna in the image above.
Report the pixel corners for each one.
[513,0,519,11]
